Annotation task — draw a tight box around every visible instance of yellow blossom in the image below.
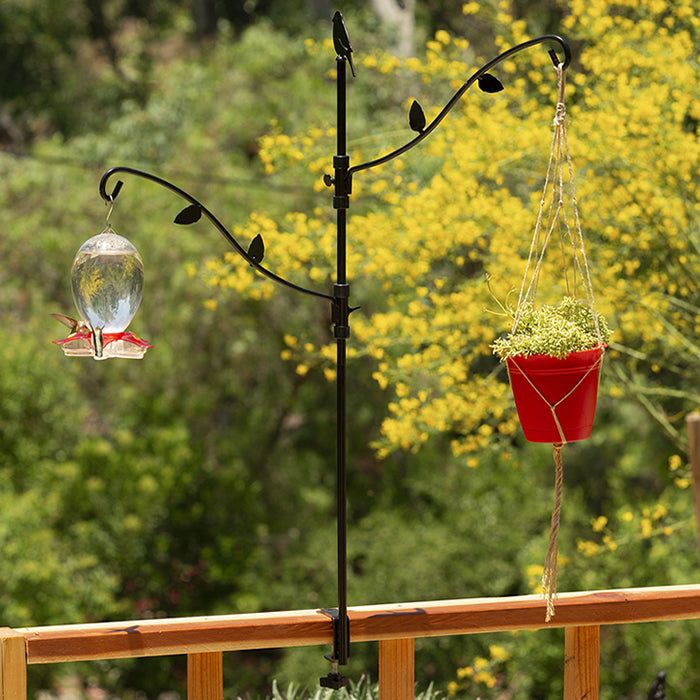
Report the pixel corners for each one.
[474,670,496,687]
[653,504,668,521]
[591,515,608,532]
[577,540,600,557]
[669,454,683,470]
[489,644,510,662]
[473,657,489,671]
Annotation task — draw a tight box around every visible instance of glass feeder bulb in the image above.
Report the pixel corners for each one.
[71,229,144,334]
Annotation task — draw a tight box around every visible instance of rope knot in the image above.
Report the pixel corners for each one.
[553,102,567,126]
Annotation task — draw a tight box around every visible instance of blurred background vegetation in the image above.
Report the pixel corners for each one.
[0,0,698,698]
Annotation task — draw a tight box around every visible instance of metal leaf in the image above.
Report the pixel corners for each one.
[174,204,202,225]
[409,100,426,133]
[247,234,265,264]
[478,73,504,93]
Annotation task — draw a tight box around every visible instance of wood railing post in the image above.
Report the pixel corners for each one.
[0,629,27,700]
[187,651,223,700]
[379,638,414,700]
[564,625,599,700]
[686,412,700,567]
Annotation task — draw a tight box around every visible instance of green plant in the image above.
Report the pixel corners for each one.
[250,676,441,700]
[490,296,610,360]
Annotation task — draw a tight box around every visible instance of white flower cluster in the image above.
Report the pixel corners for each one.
[491,297,611,360]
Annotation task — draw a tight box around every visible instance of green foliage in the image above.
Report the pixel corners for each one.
[247,676,441,700]
[491,296,611,359]
[0,329,118,625]
[0,0,161,139]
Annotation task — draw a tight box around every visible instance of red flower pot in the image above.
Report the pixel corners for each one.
[506,346,605,443]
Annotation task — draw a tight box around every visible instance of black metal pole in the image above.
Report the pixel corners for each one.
[320,42,352,688]
[317,24,571,687]
[334,49,350,670]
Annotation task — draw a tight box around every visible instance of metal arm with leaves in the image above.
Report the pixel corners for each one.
[99,166,334,303]
[344,34,571,182]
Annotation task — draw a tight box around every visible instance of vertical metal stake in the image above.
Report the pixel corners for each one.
[320,47,351,690]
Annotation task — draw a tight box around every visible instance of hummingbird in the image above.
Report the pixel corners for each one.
[51,313,90,335]
[51,313,104,358]
[332,11,356,77]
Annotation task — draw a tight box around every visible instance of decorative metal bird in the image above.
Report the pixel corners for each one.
[332,11,356,78]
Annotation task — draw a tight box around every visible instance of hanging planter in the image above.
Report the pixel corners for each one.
[490,62,611,622]
[493,297,609,443]
[507,346,604,443]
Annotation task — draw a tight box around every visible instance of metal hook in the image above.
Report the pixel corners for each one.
[99,175,124,205]
[105,198,115,227]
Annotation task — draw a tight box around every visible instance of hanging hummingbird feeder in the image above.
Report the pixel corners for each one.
[52,226,152,359]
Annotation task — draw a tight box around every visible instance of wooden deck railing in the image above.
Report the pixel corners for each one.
[3,584,700,699]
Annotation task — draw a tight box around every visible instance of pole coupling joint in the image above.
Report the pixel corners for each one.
[333,155,352,209]
[332,283,351,338]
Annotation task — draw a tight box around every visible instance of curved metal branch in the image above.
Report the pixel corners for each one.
[348,34,571,177]
[99,166,333,303]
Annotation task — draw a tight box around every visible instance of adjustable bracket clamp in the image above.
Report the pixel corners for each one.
[319,608,350,689]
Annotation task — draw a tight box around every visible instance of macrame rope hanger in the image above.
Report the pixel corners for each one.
[510,62,605,622]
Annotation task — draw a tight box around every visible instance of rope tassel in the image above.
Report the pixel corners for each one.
[542,443,564,621]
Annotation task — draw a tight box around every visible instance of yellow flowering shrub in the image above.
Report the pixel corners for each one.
[203,0,698,458]
[578,476,689,555]
[559,448,696,606]
[449,643,511,696]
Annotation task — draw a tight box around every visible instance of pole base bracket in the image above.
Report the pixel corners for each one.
[320,671,349,690]
[319,607,350,688]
